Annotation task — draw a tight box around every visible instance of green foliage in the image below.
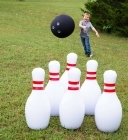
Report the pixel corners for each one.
[81,0,128,37]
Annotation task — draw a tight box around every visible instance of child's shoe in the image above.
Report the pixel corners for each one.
[87,54,93,57]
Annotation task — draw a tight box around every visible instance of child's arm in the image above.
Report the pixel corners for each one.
[79,22,86,30]
[91,27,100,37]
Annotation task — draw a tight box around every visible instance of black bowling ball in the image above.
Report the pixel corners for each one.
[50,14,75,38]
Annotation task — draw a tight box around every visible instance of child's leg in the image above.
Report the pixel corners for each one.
[80,37,87,54]
[85,38,91,55]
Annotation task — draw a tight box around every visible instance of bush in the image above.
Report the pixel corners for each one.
[80,0,128,37]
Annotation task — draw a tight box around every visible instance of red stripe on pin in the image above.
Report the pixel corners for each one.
[104,89,115,92]
[68,81,79,85]
[67,63,76,66]
[86,77,96,80]
[66,68,69,70]
[87,71,96,74]
[33,81,44,84]
[50,72,59,75]
[50,78,59,81]
[104,83,115,87]
[66,63,76,70]
[33,87,44,90]
[68,87,79,90]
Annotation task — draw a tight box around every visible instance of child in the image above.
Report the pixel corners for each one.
[79,13,100,57]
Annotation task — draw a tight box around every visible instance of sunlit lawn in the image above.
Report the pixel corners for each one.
[0,0,128,139]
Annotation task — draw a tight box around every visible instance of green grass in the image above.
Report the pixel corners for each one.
[0,0,128,139]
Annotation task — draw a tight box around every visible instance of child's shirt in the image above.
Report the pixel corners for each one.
[79,20,94,38]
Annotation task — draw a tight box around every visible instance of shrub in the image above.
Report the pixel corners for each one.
[80,0,128,37]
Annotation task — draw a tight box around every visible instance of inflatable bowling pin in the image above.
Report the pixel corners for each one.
[25,68,51,130]
[45,60,65,116]
[59,68,85,129]
[60,52,78,92]
[95,70,122,132]
[80,60,101,115]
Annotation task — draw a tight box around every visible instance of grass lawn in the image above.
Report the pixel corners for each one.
[0,0,128,139]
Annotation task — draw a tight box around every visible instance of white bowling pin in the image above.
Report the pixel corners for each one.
[80,60,101,115]
[59,68,85,130]
[95,70,122,132]
[60,52,78,92]
[45,60,65,116]
[25,68,51,130]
